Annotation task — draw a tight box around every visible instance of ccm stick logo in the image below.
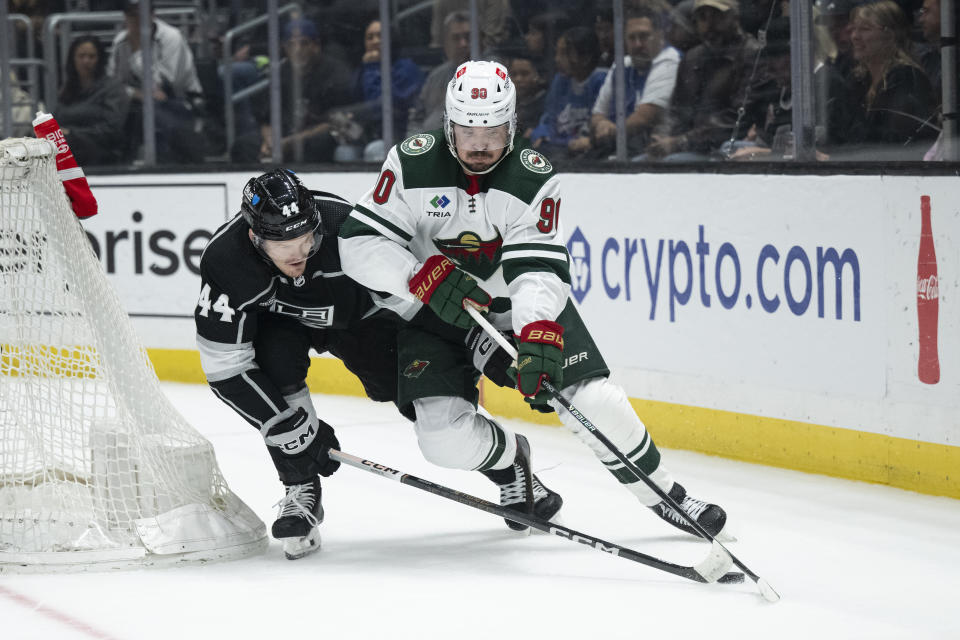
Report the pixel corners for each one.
[361,459,402,476]
[549,527,621,556]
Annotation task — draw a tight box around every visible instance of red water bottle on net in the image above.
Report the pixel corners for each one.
[31,111,98,219]
[917,195,940,384]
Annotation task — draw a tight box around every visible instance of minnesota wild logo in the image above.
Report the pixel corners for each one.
[400,133,435,156]
[433,230,503,280]
[520,148,552,174]
[403,359,431,378]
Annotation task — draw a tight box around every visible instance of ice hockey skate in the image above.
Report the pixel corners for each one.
[482,434,563,532]
[649,482,732,540]
[272,477,324,560]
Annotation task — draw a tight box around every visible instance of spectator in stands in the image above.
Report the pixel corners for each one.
[430,0,514,52]
[508,51,547,139]
[838,0,938,157]
[584,4,680,158]
[738,0,784,37]
[257,18,354,163]
[917,0,942,104]
[594,7,616,68]
[345,19,425,162]
[58,36,129,166]
[667,0,701,54]
[815,0,856,77]
[919,0,948,160]
[10,0,60,60]
[521,11,569,79]
[407,11,472,135]
[644,0,770,161]
[108,0,206,163]
[530,26,607,160]
[0,72,35,137]
[207,35,263,163]
[726,17,851,160]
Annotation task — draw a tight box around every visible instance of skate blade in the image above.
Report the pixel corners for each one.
[530,509,564,535]
[505,520,533,536]
[281,528,321,560]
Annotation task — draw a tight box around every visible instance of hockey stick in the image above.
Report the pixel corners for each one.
[465,305,780,602]
[328,448,743,585]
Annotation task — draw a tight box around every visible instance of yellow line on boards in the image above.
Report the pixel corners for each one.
[148,349,959,500]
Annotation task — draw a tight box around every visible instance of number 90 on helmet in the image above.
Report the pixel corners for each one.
[444,60,517,163]
[241,169,322,262]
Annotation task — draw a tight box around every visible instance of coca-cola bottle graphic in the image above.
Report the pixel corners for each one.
[917,195,940,384]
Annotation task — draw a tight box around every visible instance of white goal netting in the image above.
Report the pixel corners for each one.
[0,138,267,571]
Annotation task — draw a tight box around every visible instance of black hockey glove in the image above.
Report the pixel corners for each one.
[265,408,341,479]
[465,325,516,388]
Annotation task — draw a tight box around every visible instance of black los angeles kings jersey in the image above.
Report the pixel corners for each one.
[195,192,386,432]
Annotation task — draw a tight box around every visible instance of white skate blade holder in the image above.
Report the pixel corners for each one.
[281,528,321,560]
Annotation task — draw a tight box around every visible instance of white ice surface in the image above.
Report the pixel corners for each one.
[3,383,959,640]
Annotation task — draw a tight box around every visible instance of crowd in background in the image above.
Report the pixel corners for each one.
[1,0,952,168]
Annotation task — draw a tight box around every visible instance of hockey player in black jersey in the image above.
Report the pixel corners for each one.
[195,169,411,560]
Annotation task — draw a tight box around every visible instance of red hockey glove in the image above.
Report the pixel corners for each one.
[408,255,491,328]
[516,320,564,406]
[32,112,98,219]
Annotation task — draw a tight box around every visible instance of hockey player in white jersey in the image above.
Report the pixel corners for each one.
[339,60,728,538]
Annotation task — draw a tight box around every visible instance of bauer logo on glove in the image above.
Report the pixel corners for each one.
[516,320,565,402]
[408,254,492,328]
[410,256,457,303]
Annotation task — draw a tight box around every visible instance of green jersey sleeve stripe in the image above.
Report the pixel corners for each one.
[352,204,414,242]
[502,256,571,285]
[339,215,382,239]
[502,243,568,255]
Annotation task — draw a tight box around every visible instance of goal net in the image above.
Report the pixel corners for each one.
[0,137,267,571]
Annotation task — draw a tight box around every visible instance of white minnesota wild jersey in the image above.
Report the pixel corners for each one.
[339,130,572,329]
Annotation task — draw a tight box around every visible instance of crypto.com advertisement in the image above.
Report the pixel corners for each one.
[558,173,957,442]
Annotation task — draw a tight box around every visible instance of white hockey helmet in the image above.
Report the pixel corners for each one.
[443,60,517,170]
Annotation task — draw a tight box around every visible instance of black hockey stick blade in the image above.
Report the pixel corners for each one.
[329,449,744,586]
[463,305,779,602]
[541,379,779,602]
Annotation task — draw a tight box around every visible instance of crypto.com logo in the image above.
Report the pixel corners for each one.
[567,227,590,304]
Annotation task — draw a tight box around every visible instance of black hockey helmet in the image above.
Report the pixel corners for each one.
[241,169,321,242]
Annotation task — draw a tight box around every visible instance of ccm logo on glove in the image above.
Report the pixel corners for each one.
[266,407,316,454]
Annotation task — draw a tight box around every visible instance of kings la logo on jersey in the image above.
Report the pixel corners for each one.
[433,230,503,280]
[520,148,552,174]
[400,133,435,156]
